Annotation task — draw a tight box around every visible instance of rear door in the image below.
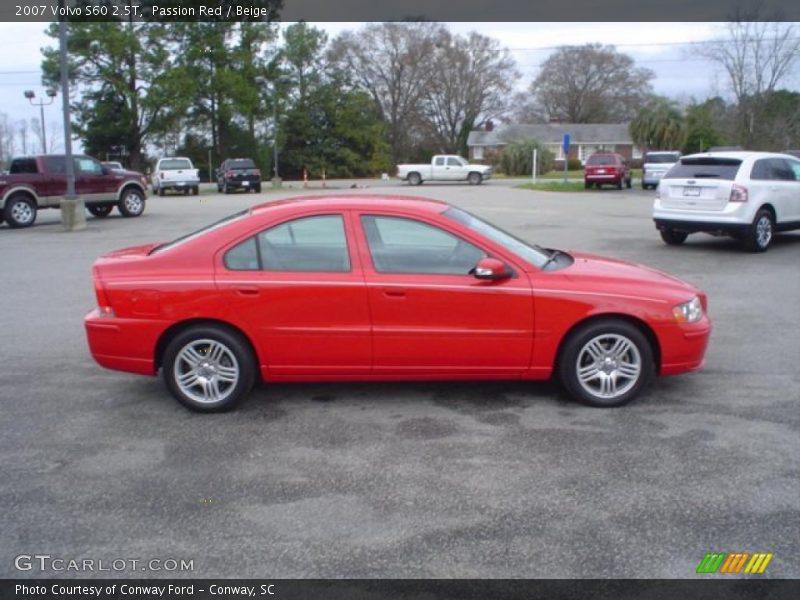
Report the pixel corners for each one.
[785,158,800,221]
[752,158,800,223]
[214,212,372,377]
[659,157,741,211]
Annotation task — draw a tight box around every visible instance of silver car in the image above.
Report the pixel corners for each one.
[642,151,681,190]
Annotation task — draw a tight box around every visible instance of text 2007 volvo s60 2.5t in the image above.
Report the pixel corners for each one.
[85,196,711,412]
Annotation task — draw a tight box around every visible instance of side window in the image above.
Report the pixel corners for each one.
[750,159,771,180]
[9,158,38,174]
[787,159,800,181]
[76,157,103,175]
[361,215,485,275]
[44,157,66,174]
[772,159,795,181]
[434,157,445,166]
[224,237,259,271]
[258,215,350,272]
[446,157,461,167]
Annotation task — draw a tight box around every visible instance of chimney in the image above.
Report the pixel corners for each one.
[485,120,494,132]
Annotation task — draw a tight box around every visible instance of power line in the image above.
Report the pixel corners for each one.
[506,36,800,52]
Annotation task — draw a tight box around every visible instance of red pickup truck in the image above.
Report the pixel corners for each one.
[0,154,148,228]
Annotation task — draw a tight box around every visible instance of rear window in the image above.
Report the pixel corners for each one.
[10,158,39,174]
[159,159,193,170]
[586,154,617,166]
[150,210,248,255]
[663,157,742,180]
[227,159,256,169]
[644,153,680,164]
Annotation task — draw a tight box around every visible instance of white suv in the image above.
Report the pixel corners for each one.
[652,151,800,252]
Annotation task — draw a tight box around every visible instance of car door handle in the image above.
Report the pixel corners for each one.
[383,288,406,299]
[236,286,260,296]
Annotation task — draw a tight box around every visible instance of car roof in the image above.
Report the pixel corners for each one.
[681,150,796,161]
[251,195,449,216]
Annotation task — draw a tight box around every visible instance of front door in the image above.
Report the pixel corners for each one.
[215,213,372,378]
[355,213,534,374]
[75,156,117,201]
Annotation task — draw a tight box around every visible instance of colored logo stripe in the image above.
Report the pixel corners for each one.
[697,552,773,574]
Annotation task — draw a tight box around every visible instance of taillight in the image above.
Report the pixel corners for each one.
[225,170,234,178]
[254,169,261,177]
[93,268,115,317]
[730,184,748,203]
[159,172,164,179]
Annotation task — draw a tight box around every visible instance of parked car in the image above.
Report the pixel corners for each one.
[653,151,800,252]
[152,157,200,196]
[102,161,124,171]
[584,152,632,189]
[216,158,261,193]
[397,155,492,185]
[642,151,681,190]
[0,154,148,228]
[85,195,711,412]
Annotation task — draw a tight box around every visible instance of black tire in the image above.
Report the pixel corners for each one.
[558,319,655,408]
[254,184,262,193]
[192,186,199,196]
[468,172,482,185]
[118,187,146,217]
[626,177,632,189]
[87,204,114,218]
[616,178,623,190]
[4,194,37,228]
[584,180,591,189]
[223,182,230,194]
[183,188,190,196]
[158,186,165,197]
[743,209,774,252]
[217,183,222,192]
[660,229,689,246]
[162,325,257,412]
[407,172,422,186]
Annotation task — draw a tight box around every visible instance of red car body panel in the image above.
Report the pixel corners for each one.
[85,196,711,385]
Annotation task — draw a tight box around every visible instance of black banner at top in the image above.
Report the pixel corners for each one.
[2,0,800,23]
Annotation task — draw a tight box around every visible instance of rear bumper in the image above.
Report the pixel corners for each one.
[84,308,162,376]
[223,179,261,188]
[654,218,749,235]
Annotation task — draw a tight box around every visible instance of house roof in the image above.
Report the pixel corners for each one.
[468,123,632,146]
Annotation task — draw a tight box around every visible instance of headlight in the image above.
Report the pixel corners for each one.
[673,296,704,323]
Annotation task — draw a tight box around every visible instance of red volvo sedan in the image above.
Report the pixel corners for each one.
[85,196,711,412]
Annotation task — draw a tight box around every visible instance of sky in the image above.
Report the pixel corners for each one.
[0,21,797,153]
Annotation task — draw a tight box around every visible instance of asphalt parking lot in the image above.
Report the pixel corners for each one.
[2,180,798,578]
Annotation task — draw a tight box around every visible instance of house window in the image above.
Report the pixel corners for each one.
[632,146,643,159]
[548,144,564,161]
[473,146,484,160]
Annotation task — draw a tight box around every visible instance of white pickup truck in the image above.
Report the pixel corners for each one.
[397,155,492,185]
[152,157,200,196]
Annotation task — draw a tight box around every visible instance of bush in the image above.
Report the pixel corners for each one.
[566,158,583,171]
[496,139,555,176]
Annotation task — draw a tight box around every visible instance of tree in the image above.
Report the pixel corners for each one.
[699,15,799,147]
[528,44,654,123]
[41,21,183,171]
[629,98,687,151]
[421,31,519,156]
[683,98,729,153]
[328,22,445,163]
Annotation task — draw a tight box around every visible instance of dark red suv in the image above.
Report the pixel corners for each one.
[584,152,632,190]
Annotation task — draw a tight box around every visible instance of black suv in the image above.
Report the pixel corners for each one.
[216,158,262,194]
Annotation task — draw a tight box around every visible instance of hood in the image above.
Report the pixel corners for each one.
[561,251,701,302]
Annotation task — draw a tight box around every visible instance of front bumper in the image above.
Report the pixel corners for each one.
[654,317,712,376]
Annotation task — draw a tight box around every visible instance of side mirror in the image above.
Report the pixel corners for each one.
[472,257,510,281]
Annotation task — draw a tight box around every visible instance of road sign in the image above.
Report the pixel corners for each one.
[562,133,571,154]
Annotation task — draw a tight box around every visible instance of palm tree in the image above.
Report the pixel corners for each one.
[630,98,687,150]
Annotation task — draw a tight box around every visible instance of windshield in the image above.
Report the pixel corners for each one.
[442,207,550,268]
[645,153,680,164]
[150,210,248,254]
[159,158,193,170]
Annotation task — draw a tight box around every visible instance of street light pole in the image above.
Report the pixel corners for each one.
[58,5,85,231]
[23,89,57,153]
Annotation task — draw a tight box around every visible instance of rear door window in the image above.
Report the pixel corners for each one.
[664,158,742,180]
[9,158,39,174]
